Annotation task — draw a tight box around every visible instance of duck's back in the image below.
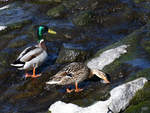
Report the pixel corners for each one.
[56,62,90,85]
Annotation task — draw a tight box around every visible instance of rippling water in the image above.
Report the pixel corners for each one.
[0,0,150,112]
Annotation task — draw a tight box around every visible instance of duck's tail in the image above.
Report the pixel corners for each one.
[11,60,25,69]
[46,80,62,85]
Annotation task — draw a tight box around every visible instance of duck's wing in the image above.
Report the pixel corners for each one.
[46,71,73,85]
[11,45,43,68]
[18,46,43,62]
[17,46,37,60]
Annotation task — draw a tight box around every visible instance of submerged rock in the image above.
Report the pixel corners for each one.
[123,81,150,113]
[49,77,147,113]
[72,11,93,26]
[47,4,66,18]
[141,38,150,55]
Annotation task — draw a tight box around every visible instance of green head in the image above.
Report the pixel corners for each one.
[37,25,56,43]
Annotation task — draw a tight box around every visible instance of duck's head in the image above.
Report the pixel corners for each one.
[37,25,56,42]
[90,69,110,83]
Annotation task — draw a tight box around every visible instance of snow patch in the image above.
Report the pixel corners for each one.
[87,45,129,70]
[0,26,7,31]
[49,77,147,113]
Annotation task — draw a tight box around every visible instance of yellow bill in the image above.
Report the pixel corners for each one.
[103,77,110,83]
[48,29,56,34]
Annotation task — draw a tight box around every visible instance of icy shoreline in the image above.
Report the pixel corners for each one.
[49,77,147,113]
[48,44,147,113]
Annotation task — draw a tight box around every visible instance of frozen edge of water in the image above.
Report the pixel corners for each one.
[49,77,147,113]
[87,44,129,70]
[48,44,142,113]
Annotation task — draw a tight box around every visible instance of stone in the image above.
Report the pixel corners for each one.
[47,4,66,18]
[72,11,93,26]
[49,77,148,113]
[56,45,89,64]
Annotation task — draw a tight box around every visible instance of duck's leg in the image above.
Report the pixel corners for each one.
[31,67,41,78]
[75,82,83,92]
[66,88,74,93]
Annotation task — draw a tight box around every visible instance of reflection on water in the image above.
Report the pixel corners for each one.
[0,0,150,112]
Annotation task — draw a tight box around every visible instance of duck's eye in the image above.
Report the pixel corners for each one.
[66,74,72,77]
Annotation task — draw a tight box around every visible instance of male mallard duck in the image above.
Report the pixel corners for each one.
[46,62,110,93]
[11,25,56,78]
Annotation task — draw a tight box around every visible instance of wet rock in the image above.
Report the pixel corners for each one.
[7,35,29,48]
[88,21,150,78]
[49,77,147,113]
[0,50,18,67]
[123,81,150,113]
[0,19,32,35]
[127,68,150,81]
[47,4,66,18]
[56,44,90,64]
[141,38,150,55]
[72,11,93,26]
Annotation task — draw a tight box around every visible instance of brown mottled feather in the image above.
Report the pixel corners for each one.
[49,62,90,85]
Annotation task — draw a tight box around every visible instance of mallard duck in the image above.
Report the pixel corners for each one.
[11,25,56,78]
[46,62,110,93]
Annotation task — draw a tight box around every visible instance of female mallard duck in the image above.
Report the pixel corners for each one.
[11,25,56,78]
[46,62,110,93]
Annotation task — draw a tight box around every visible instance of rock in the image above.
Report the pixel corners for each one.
[47,4,66,18]
[72,11,93,26]
[0,19,32,35]
[127,68,150,81]
[141,38,150,55]
[88,21,150,77]
[124,101,150,113]
[7,35,29,48]
[56,44,90,64]
[123,81,150,113]
[49,77,148,113]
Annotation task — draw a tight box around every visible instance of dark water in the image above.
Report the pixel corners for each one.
[0,0,150,113]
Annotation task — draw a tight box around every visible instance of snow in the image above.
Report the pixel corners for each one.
[49,45,147,113]
[49,77,147,113]
[87,45,129,70]
[0,26,7,31]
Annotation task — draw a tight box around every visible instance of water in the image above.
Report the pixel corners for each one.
[0,0,150,112]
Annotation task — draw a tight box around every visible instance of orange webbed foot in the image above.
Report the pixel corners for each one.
[75,88,83,93]
[31,74,41,78]
[66,88,74,93]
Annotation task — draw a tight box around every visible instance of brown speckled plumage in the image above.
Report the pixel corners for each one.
[46,62,110,93]
[48,62,90,85]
